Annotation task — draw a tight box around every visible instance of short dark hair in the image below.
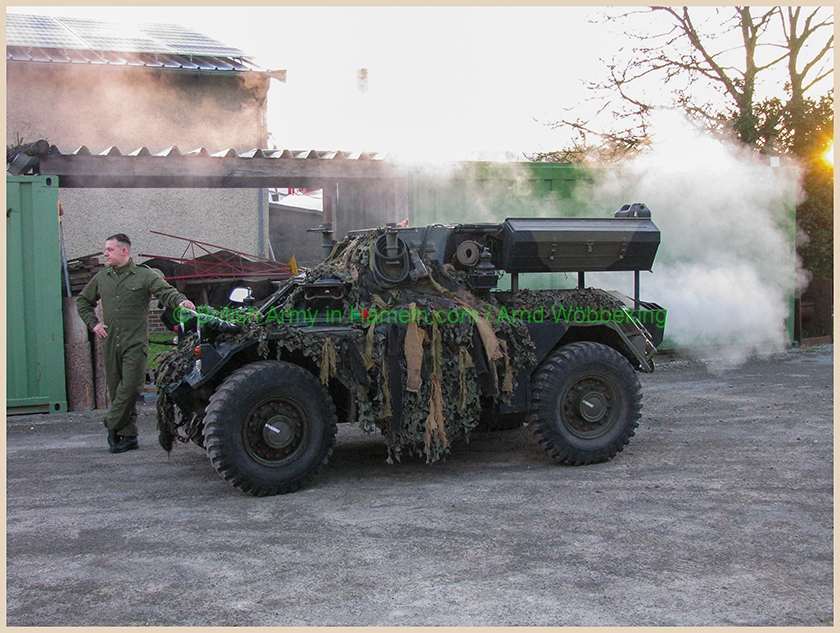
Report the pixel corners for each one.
[106,233,131,248]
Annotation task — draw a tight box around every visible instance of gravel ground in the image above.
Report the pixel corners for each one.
[6,344,833,626]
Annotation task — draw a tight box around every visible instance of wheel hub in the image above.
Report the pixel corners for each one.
[244,399,308,466]
[579,391,607,422]
[562,377,615,437]
[262,415,295,449]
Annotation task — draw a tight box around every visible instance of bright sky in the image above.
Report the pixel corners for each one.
[8,5,622,159]
[7,6,832,160]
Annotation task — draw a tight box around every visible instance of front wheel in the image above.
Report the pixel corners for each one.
[530,342,642,465]
[203,361,337,496]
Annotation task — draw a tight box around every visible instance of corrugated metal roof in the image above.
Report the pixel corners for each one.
[56,145,389,160]
[6,13,273,74]
[27,143,393,188]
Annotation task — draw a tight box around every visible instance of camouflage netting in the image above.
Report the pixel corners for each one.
[156,230,538,463]
[503,287,629,318]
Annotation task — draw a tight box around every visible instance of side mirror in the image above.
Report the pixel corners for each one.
[229,286,254,305]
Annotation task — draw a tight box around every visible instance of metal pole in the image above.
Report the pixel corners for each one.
[634,270,640,310]
[58,202,71,297]
[257,187,265,257]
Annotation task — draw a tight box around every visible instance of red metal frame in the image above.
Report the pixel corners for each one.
[140,230,295,280]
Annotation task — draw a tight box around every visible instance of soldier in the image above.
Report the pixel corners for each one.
[77,233,196,453]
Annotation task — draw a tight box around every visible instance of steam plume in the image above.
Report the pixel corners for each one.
[578,110,805,368]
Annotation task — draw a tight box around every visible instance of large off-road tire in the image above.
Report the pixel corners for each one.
[530,341,641,465]
[203,361,337,496]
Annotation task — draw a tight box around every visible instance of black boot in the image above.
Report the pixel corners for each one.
[104,418,118,451]
[110,435,139,454]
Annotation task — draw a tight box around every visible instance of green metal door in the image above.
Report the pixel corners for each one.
[6,175,68,414]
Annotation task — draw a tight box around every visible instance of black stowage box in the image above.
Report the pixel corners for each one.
[495,217,661,273]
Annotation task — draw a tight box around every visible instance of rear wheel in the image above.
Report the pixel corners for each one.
[204,361,337,496]
[531,342,641,465]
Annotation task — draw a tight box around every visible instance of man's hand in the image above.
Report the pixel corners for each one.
[179,299,196,311]
[93,323,108,339]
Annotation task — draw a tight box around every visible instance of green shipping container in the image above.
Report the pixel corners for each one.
[6,175,68,414]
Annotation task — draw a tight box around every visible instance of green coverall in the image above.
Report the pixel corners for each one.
[77,259,187,437]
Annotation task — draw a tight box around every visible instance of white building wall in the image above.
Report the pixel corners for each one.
[59,187,268,261]
[8,61,272,259]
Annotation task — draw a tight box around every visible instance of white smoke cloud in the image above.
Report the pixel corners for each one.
[576,110,806,367]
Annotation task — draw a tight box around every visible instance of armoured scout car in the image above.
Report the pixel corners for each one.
[155,203,666,496]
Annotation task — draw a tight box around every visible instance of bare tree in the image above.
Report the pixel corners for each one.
[779,7,835,154]
[526,124,648,164]
[551,6,833,154]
